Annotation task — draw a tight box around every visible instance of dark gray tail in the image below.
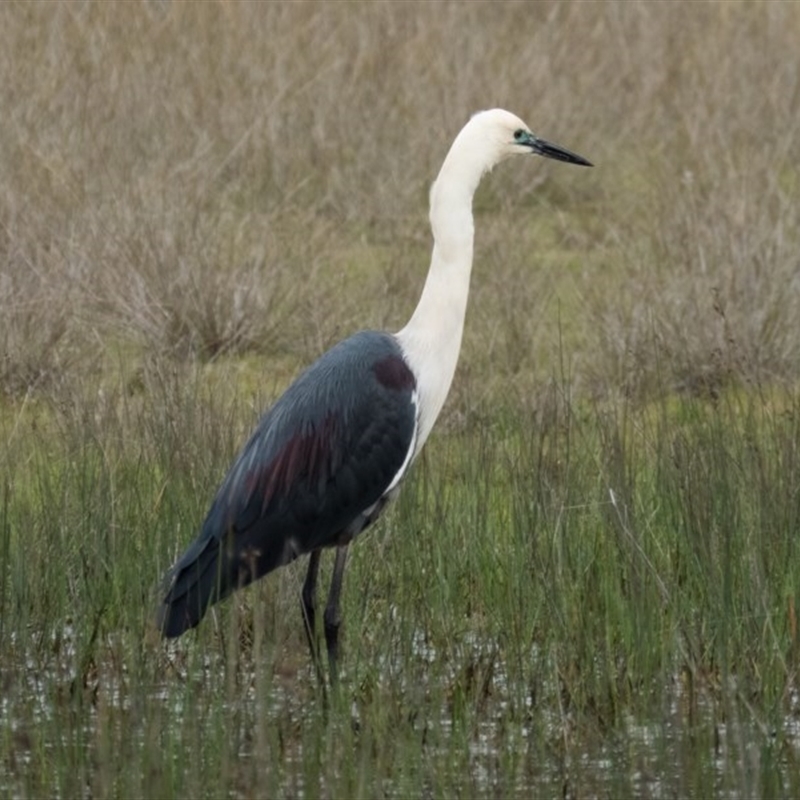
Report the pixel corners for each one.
[157,537,230,638]
[157,524,301,638]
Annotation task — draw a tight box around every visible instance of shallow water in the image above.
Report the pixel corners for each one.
[2,625,798,798]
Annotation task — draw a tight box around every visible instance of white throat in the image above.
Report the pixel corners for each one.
[395,119,499,457]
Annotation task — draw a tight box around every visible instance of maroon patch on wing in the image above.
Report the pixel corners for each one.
[249,414,340,508]
[372,354,415,392]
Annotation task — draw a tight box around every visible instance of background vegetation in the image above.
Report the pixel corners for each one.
[2,1,800,797]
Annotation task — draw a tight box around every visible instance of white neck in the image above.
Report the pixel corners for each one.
[395,123,495,455]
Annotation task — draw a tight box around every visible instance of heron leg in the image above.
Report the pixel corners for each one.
[301,550,325,682]
[324,545,349,686]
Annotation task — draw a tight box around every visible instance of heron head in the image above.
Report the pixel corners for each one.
[469,108,593,168]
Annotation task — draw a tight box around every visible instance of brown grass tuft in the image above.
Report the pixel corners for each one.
[0,1,798,401]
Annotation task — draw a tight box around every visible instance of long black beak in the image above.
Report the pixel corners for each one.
[530,136,593,167]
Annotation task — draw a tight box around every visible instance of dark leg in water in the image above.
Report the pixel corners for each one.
[301,549,325,685]
[324,545,349,686]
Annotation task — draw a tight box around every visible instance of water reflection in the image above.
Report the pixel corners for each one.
[2,625,797,798]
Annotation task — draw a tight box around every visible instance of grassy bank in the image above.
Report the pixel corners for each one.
[3,374,800,796]
[2,1,800,796]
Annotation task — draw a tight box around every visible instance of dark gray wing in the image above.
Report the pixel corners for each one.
[158,330,417,636]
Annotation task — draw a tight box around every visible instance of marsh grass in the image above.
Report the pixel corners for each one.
[3,1,800,796]
[4,361,800,796]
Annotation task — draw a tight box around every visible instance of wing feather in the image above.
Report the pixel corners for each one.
[158,331,417,636]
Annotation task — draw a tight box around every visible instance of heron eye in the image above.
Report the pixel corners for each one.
[513,129,526,142]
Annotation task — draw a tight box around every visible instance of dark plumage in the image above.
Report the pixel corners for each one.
[157,331,416,638]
